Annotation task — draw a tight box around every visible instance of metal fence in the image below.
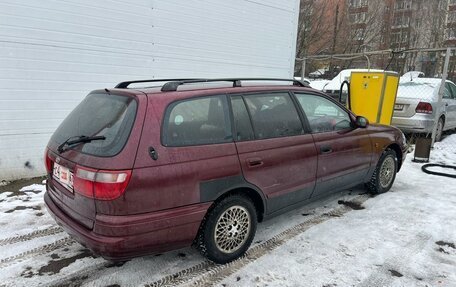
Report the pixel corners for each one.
[297,48,456,162]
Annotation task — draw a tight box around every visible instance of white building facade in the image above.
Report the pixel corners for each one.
[0,0,300,180]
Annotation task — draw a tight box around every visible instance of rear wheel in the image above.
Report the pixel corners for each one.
[366,149,398,194]
[196,195,257,264]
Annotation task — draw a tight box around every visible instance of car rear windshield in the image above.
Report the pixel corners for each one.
[51,93,137,157]
[397,80,439,99]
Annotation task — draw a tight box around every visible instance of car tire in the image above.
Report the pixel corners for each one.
[195,194,257,264]
[366,149,398,194]
[435,117,444,142]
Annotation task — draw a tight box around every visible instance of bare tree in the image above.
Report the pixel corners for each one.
[294,0,334,76]
[341,1,389,54]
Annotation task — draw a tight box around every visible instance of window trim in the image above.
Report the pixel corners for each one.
[161,94,234,147]
[290,91,355,134]
[226,95,255,142]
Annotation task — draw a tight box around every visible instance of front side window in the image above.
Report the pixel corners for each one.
[163,95,232,146]
[295,93,352,133]
[243,93,304,139]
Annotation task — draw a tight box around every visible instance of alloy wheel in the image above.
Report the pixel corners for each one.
[214,205,251,253]
[379,156,395,188]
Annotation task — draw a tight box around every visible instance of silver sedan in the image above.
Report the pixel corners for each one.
[392,78,456,141]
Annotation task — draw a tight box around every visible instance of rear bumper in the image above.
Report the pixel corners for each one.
[391,114,434,133]
[44,192,211,260]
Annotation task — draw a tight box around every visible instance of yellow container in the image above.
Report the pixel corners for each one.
[349,71,399,125]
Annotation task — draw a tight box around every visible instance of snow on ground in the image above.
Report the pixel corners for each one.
[0,135,455,287]
[0,182,55,239]
[220,134,456,287]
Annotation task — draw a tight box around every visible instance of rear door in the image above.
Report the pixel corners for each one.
[231,92,318,214]
[293,92,372,197]
[129,94,241,215]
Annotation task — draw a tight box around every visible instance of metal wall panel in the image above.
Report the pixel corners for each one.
[0,0,299,180]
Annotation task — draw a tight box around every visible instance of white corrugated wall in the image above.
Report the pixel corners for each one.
[0,0,300,180]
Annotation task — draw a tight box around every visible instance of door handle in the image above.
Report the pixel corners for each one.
[247,158,264,168]
[320,145,333,154]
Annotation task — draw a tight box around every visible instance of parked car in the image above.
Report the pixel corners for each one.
[322,69,384,101]
[44,78,407,264]
[293,76,311,85]
[401,71,424,81]
[392,78,456,141]
[308,79,331,91]
[294,76,331,92]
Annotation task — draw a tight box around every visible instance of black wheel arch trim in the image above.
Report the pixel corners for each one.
[365,142,403,182]
[199,175,267,220]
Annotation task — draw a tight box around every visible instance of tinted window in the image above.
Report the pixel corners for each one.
[163,96,232,146]
[231,96,254,141]
[295,93,352,133]
[243,93,303,139]
[51,93,137,157]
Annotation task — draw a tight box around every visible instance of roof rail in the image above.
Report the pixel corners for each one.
[115,78,203,89]
[160,78,310,92]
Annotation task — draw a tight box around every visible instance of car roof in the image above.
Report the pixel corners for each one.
[109,78,321,100]
[140,84,318,99]
[401,71,424,80]
[399,77,442,85]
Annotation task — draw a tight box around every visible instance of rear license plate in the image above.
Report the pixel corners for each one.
[394,104,404,111]
[53,163,74,190]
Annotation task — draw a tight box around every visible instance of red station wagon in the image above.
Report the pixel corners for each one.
[44,78,407,263]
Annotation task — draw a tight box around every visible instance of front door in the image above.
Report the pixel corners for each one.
[230,92,318,214]
[293,92,373,197]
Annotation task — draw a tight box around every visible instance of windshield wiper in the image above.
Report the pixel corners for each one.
[57,135,106,154]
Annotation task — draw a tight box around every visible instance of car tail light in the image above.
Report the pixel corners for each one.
[74,167,97,198]
[44,148,52,174]
[74,166,132,200]
[415,102,433,114]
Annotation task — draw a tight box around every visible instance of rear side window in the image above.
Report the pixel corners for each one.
[295,93,352,133]
[163,95,232,146]
[231,96,254,141]
[243,93,304,139]
[51,93,137,157]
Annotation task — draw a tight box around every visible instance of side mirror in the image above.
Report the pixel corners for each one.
[355,116,369,128]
